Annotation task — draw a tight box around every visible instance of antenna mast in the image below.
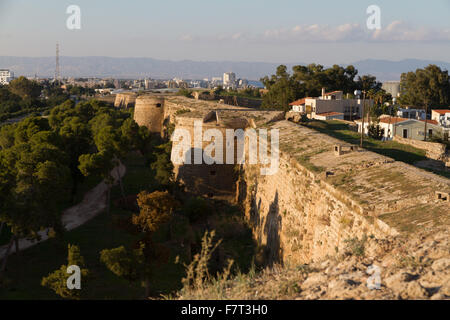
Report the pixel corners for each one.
[55,42,60,83]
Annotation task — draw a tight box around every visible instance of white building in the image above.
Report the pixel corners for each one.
[356,116,443,140]
[356,117,408,139]
[382,81,400,98]
[238,79,248,88]
[0,69,14,85]
[396,107,426,120]
[223,72,236,88]
[431,109,450,128]
[289,88,372,120]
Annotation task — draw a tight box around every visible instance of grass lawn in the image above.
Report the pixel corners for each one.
[302,120,450,178]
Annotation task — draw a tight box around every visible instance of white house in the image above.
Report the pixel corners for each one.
[289,97,311,113]
[356,117,408,139]
[356,116,443,140]
[289,88,372,120]
[431,109,450,128]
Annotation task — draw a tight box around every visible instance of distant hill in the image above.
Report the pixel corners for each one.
[351,59,450,82]
[0,56,449,82]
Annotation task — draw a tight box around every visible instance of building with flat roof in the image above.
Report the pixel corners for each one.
[223,72,236,89]
[0,69,14,85]
[289,88,373,120]
[356,116,444,141]
[382,81,400,98]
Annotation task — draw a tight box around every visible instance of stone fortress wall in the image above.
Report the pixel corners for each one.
[114,92,137,109]
[133,96,165,133]
[127,94,450,265]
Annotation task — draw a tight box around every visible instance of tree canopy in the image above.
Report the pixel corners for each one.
[399,64,450,108]
[41,244,89,299]
[261,64,363,110]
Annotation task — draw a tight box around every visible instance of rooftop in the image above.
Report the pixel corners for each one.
[324,90,342,96]
[432,109,450,115]
[289,98,312,106]
[419,119,439,125]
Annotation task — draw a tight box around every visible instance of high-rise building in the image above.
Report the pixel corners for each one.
[223,72,236,88]
[382,81,401,98]
[0,69,14,85]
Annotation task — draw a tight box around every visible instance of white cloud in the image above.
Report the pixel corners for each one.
[180,34,193,41]
[181,21,450,44]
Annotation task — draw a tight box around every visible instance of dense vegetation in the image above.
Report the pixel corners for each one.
[0,98,153,281]
[260,63,450,112]
[398,64,450,108]
[0,77,97,122]
[259,64,385,110]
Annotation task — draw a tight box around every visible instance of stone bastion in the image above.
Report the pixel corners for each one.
[134,95,450,265]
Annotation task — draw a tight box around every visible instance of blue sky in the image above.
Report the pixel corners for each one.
[0,0,449,64]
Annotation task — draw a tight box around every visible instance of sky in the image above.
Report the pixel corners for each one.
[0,0,450,64]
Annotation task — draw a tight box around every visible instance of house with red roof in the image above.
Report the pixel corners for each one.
[355,116,445,141]
[431,109,450,128]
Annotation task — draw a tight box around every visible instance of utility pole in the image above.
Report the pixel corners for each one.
[424,104,428,141]
[360,90,366,148]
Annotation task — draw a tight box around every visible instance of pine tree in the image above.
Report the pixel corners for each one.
[41,244,89,299]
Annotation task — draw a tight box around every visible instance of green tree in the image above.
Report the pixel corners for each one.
[8,76,42,101]
[133,190,179,233]
[399,64,450,108]
[150,142,174,189]
[355,75,382,92]
[261,64,360,110]
[100,245,145,282]
[368,123,384,140]
[0,139,71,276]
[41,244,89,299]
[399,65,450,140]
[261,65,297,110]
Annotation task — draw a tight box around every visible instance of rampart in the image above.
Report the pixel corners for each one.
[114,92,137,108]
[137,95,450,265]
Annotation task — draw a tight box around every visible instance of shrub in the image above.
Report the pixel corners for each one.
[344,235,367,257]
[368,123,384,140]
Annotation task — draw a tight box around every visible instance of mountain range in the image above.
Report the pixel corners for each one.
[1,56,449,82]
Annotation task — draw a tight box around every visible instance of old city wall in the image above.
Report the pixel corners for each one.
[135,95,448,267]
[114,93,137,108]
[237,140,397,266]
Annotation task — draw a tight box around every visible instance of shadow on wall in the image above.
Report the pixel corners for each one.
[263,192,282,266]
[246,181,283,267]
[176,148,238,199]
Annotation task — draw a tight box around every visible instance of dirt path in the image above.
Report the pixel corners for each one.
[0,163,126,259]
